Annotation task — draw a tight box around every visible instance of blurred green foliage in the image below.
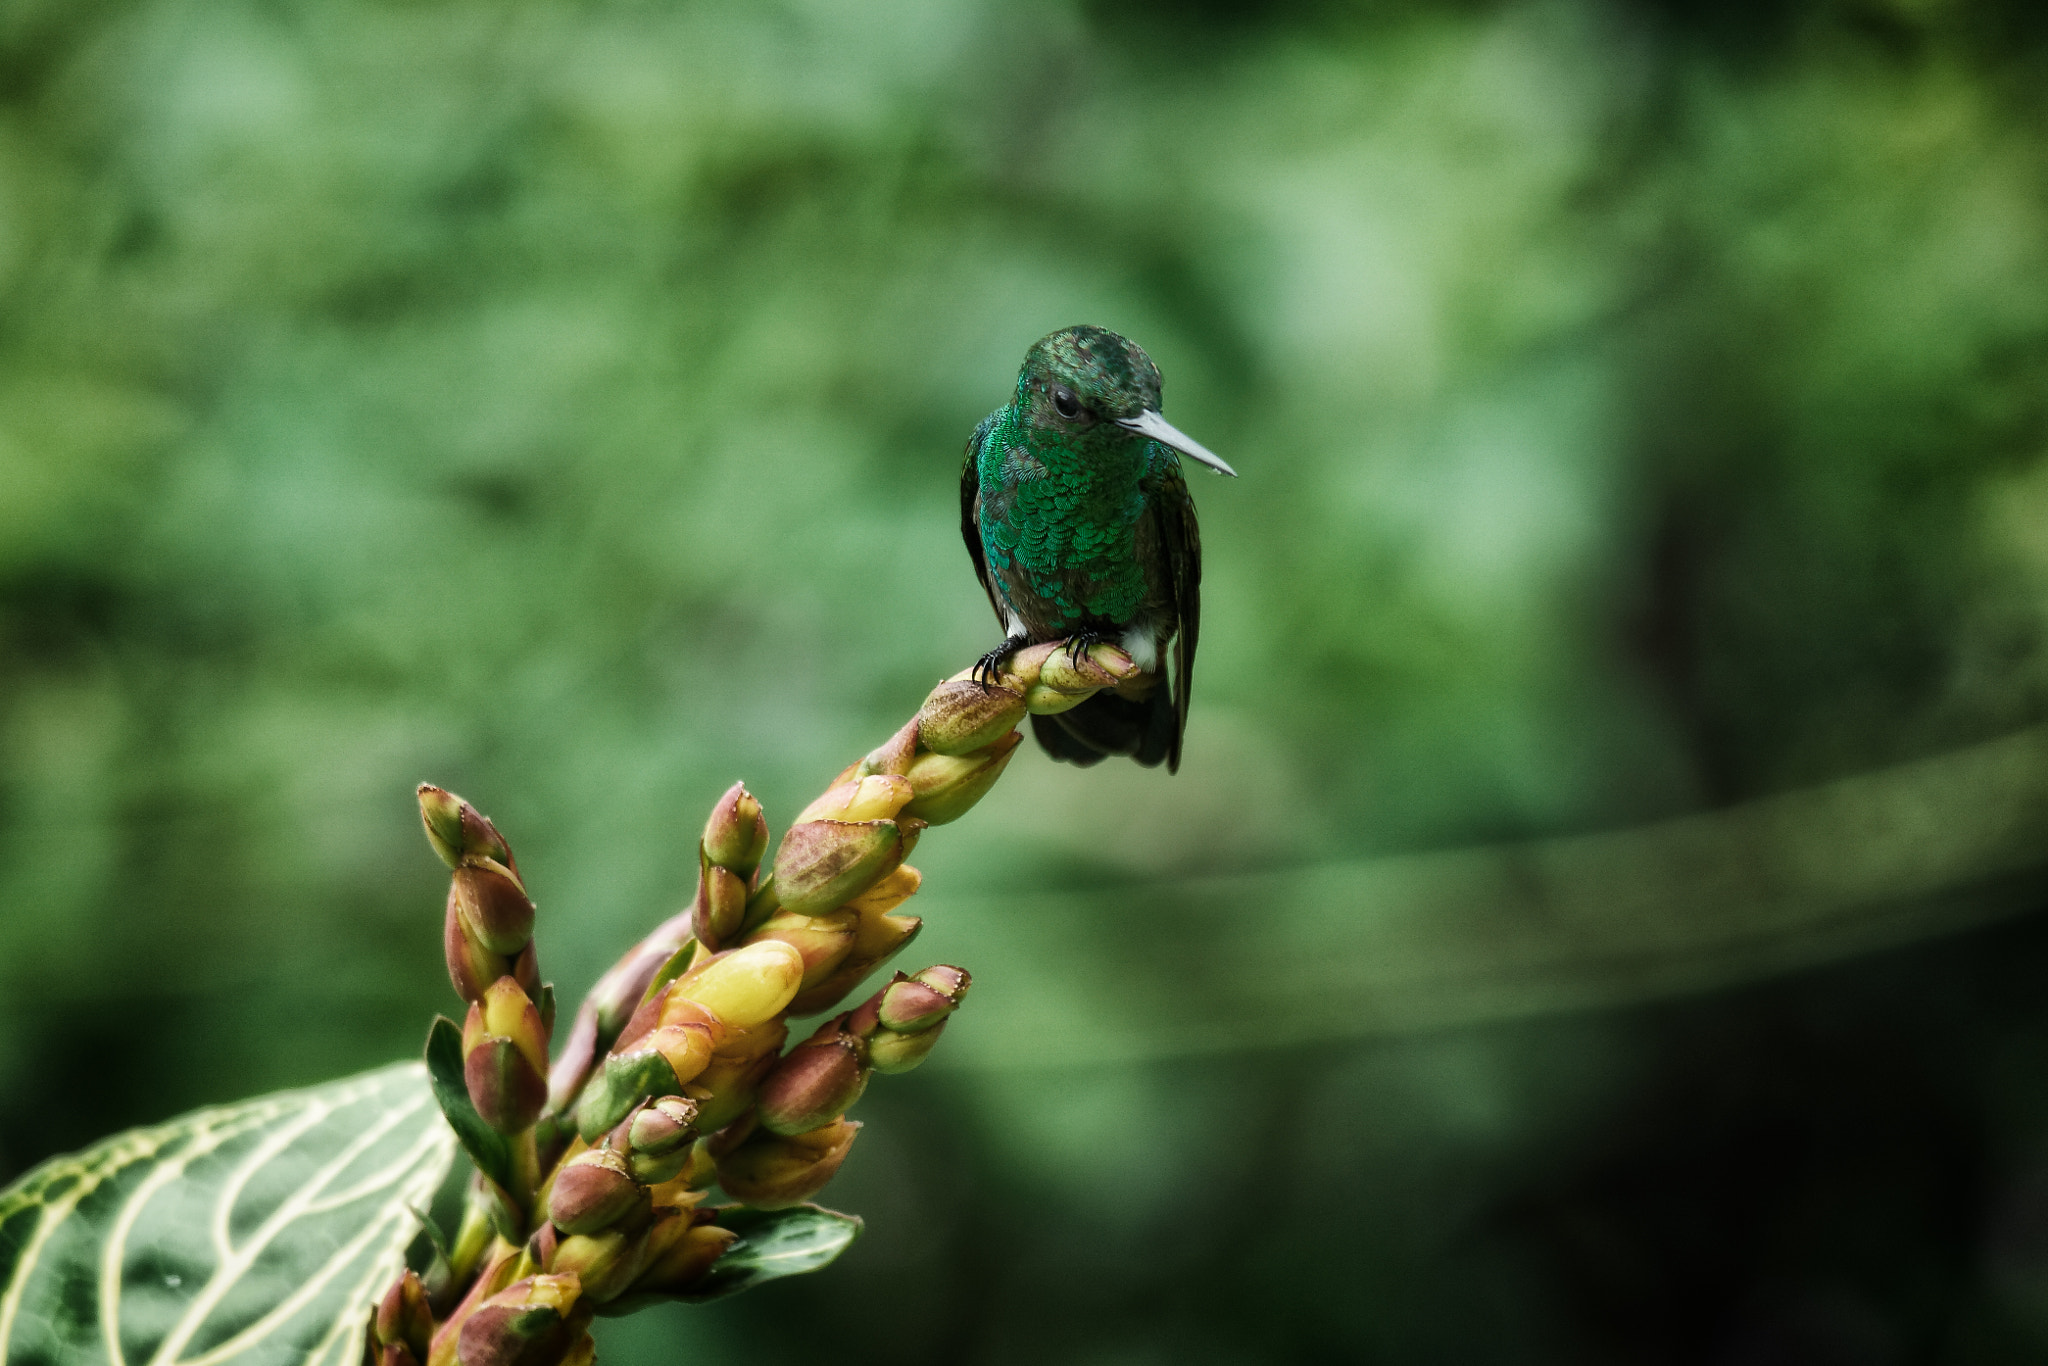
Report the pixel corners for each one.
[7,0,2048,1359]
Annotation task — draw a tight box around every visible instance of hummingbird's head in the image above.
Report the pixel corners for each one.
[1016,325,1237,477]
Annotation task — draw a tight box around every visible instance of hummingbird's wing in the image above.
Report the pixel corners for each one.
[959,413,1007,630]
[1144,458,1202,773]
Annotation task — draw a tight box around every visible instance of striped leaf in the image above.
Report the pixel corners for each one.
[0,1062,456,1366]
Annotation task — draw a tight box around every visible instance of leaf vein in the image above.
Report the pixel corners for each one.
[147,1091,422,1366]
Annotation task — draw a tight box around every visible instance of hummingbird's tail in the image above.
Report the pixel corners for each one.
[1029,684,1179,772]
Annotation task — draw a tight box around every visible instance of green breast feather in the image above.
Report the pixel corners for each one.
[975,407,1152,625]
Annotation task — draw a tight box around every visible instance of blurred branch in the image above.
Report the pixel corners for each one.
[937,724,2048,1066]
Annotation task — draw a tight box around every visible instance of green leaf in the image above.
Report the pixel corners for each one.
[683,1205,863,1302]
[0,1060,456,1366]
[423,1016,514,1193]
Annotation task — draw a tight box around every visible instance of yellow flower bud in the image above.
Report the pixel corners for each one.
[796,773,915,825]
[901,731,1023,825]
[673,941,804,1029]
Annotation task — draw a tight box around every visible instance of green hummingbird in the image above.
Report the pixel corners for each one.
[961,325,1236,773]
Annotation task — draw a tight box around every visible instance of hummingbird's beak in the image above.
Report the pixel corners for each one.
[1116,410,1238,477]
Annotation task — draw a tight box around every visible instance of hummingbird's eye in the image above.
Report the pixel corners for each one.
[1052,386,1083,420]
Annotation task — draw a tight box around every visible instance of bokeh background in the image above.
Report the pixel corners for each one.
[8,0,2048,1359]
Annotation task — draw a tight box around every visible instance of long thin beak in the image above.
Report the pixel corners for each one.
[1116,410,1238,477]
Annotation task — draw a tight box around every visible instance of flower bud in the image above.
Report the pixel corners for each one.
[877,965,970,1033]
[444,890,509,1005]
[418,785,516,872]
[646,1024,715,1087]
[868,1019,949,1074]
[541,1229,641,1304]
[756,1026,868,1136]
[796,773,915,825]
[476,977,550,1074]
[616,1095,700,1184]
[455,1274,580,1366]
[547,1146,647,1236]
[844,863,921,915]
[463,979,549,1134]
[785,907,922,1017]
[419,784,467,868]
[771,820,904,916]
[611,984,716,1059]
[656,991,722,1034]
[452,864,537,957]
[917,679,1027,755]
[374,1269,433,1360]
[743,909,857,990]
[462,1037,547,1136]
[627,1095,700,1157]
[631,1216,738,1297]
[691,862,749,951]
[685,1019,788,1133]
[701,782,769,878]
[714,1120,860,1210]
[900,731,1022,826]
[1021,681,1090,715]
[672,940,805,1029]
[1038,640,1138,693]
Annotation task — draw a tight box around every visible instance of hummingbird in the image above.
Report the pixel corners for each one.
[960,325,1236,773]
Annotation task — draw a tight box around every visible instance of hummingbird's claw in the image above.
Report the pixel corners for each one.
[1060,628,1116,673]
[971,642,1018,690]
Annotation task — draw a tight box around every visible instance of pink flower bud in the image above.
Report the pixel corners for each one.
[878,965,970,1033]
[756,1024,869,1136]
[374,1269,433,1359]
[455,1274,580,1366]
[916,680,1027,755]
[444,889,510,1005]
[701,782,769,878]
[418,784,516,871]
[547,1147,647,1236]
[453,864,537,957]
[626,1096,700,1158]
[462,979,549,1134]
[770,820,906,916]
[692,863,750,950]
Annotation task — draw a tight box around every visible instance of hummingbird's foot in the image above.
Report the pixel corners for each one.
[1059,628,1118,673]
[972,641,1020,690]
